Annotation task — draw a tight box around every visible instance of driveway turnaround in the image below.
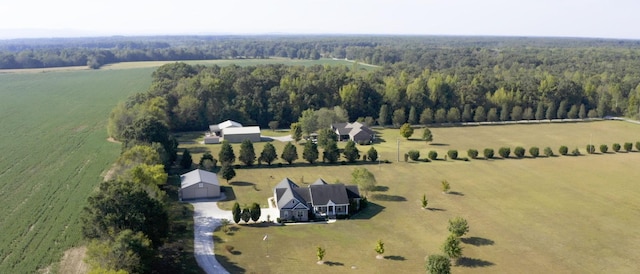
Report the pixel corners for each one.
[190,197,279,274]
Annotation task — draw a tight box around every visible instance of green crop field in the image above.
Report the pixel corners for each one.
[0,68,154,272]
[195,122,640,273]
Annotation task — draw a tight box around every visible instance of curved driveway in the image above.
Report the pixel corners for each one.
[190,197,279,274]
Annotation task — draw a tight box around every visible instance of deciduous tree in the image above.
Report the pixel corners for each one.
[351,167,376,197]
[250,202,261,222]
[399,123,414,139]
[367,146,378,162]
[422,127,433,143]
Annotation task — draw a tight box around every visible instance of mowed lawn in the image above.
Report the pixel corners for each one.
[197,122,640,273]
[0,68,154,272]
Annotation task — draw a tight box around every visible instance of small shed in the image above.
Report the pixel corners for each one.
[222,126,261,143]
[180,169,220,200]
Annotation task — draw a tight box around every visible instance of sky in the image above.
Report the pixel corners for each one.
[1,0,639,39]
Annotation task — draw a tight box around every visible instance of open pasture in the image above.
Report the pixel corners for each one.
[0,68,153,272]
[203,122,640,273]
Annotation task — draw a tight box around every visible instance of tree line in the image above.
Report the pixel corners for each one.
[109,48,640,139]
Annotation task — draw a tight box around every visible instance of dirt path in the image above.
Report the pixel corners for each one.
[57,246,89,274]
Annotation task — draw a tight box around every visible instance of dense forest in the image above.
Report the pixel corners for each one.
[106,36,640,139]
[3,35,640,69]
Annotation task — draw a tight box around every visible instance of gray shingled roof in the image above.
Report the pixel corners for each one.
[346,185,361,199]
[310,184,350,205]
[180,169,219,188]
[275,178,309,209]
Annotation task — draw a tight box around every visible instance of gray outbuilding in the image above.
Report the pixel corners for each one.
[180,169,220,200]
[222,126,261,143]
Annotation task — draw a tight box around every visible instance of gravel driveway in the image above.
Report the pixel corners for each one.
[191,199,232,274]
[190,197,279,274]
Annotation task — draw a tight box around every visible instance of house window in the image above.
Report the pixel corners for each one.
[297,211,304,218]
[198,183,203,188]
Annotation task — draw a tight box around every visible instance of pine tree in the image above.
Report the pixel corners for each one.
[303,141,319,164]
[180,149,192,169]
[260,142,278,165]
[239,139,256,166]
[281,142,298,164]
[218,141,235,165]
[343,140,360,163]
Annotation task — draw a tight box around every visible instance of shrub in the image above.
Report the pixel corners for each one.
[428,150,438,160]
[514,146,525,158]
[586,144,595,154]
[467,149,478,159]
[599,144,608,153]
[529,147,539,158]
[572,148,580,156]
[544,147,554,157]
[483,148,494,159]
[408,150,420,161]
[447,150,458,160]
[612,143,621,152]
[225,245,235,254]
[498,147,511,158]
[559,145,568,155]
[636,141,640,151]
[624,142,633,152]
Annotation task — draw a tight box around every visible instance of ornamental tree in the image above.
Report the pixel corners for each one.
[239,139,256,166]
[442,234,463,263]
[448,217,470,237]
[367,146,378,162]
[281,142,298,164]
[400,123,414,139]
[343,140,360,163]
[260,142,278,165]
[426,254,451,274]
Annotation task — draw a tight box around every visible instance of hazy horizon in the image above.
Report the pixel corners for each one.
[1,0,639,40]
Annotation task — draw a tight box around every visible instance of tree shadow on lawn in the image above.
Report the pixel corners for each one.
[372,185,389,192]
[351,202,385,220]
[229,181,255,187]
[427,207,446,211]
[184,146,210,154]
[370,194,407,202]
[220,186,236,201]
[429,143,449,146]
[457,257,495,268]
[324,261,345,266]
[216,254,246,273]
[447,191,464,196]
[461,237,494,246]
[384,255,406,261]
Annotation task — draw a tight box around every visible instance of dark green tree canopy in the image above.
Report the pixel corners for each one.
[82,180,168,248]
[239,139,256,166]
[303,141,319,164]
[218,141,236,165]
[281,142,299,164]
[342,140,360,163]
[260,142,278,165]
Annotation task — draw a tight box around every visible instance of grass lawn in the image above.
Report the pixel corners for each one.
[186,121,640,273]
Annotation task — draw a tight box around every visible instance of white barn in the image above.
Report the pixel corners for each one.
[222,126,261,143]
[180,169,220,200]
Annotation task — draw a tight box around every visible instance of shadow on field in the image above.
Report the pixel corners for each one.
[448,191,464,196]
[325,261,345,266]
[230,181,255,187]
[216,254,246,273]
[372,185,389,192]
[185,146,210,154]
[371,194,407,202]
[429,143,449,146]
[457,257,495,268]
[351,202,384,219]
[384,255,406,261]
[427,207,446,211]
[220,186,236,201]
[461,237,494,246]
